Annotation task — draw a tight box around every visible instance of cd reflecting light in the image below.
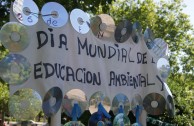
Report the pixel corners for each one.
[13,0,39,26]
[0,53,31,85]
[90,14,115,41]
[70,8,90,34]
[62,89,88,118]
[89,91,111,114]
[151,38,168,58]
[42,87,63,117]
[41,2,69,27]
[113,113,131,126]
[0,22,29,52]
[112,93,130,115]
[114,20,132,43]
[9,88,42,121]
[157,58,170,80]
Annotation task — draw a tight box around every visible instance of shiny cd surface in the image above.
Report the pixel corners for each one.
[0,22,29,52]
[143,93,166,115]
[64,121,85,126]
[144,28,155,49]
[131,22,142,44]
[151,38,168,58]
[90,14,115,41]
[112,93,130,115]
[9,88,42,121]
[70,8,90,34]
[114,20,132,43]
[89,91,111,114]
[131,94,143,110]
[41,2,68,27]
[157,58,170,80]
[0,54,31,85]
[42,87,63,117]
[62,89,88,117]
[113,113,131,126]
[166,95,175,117]
[13,0,39,26]
[88,112,112,126]
[132,123,142,126]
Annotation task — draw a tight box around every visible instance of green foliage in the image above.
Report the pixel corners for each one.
[108,0,194,125]
[0,0,194,125]
[0,81,9,113]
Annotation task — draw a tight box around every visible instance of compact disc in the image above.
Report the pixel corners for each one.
[144,28,155,49]
[64,121,85,126]
[42,87,63,117]
[13,0,39,26]
[88,112,112,126]
[113,113,131,126]
[131,21,142,44]
[0,53,31,85]
[166,95,175,117]
[131,94,143,110]
[70,8,90,34]
[114,20,132,43]
[41,2,68,27]
[9,88,42,121]
[151,38,168,58]
[112,93,130,115]
[0,22,29,52]
[89,91,111,114]
[62,89,88,118]
[90,14,115,41]
[157,57,170,80]
[143,93,166,115]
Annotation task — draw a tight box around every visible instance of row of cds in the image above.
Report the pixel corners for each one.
[0,53,170,86]
[9,87,175,122]
[12,0,169,56]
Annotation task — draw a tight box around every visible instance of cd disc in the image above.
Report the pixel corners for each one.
[62,89,88,118]
[0,54,31,85]
[90,14,115,41]
[9,88,42,121]
[41,2,68,27]
[143,93,166,115]
[112,93,130,115]
[113,113,131,126]
[64,121,85,126]
[114,20,132,43]
[144,28,155,49]
[42,87,63,117]
[89,91,111,114]
[13,0,39,26]
[131,94,143,109]
[157,57,170,80]
[151,38,168,58]
[70,8,90,34]
[131,21,142,44]
[88,112,112,126]
[166,95,175,117]
[0,22,29,52]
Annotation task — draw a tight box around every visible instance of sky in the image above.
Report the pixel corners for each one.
[182,0,194,28]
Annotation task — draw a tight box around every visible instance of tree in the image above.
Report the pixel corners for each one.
[0,0,193,125]
[108,0,194,125]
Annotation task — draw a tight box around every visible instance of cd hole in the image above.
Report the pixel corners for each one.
[49,96,56,106]
[77,17,84,25]
[23,7,31,16]
[51,11,58,18]
[11,32,21,42]
[121,28,127,35]
[151,101,158,108]
[100,23,107,31]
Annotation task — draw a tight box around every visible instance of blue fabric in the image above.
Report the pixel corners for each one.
[97,103,111,119]
[118,105,124,113]
[71,103,82,121]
